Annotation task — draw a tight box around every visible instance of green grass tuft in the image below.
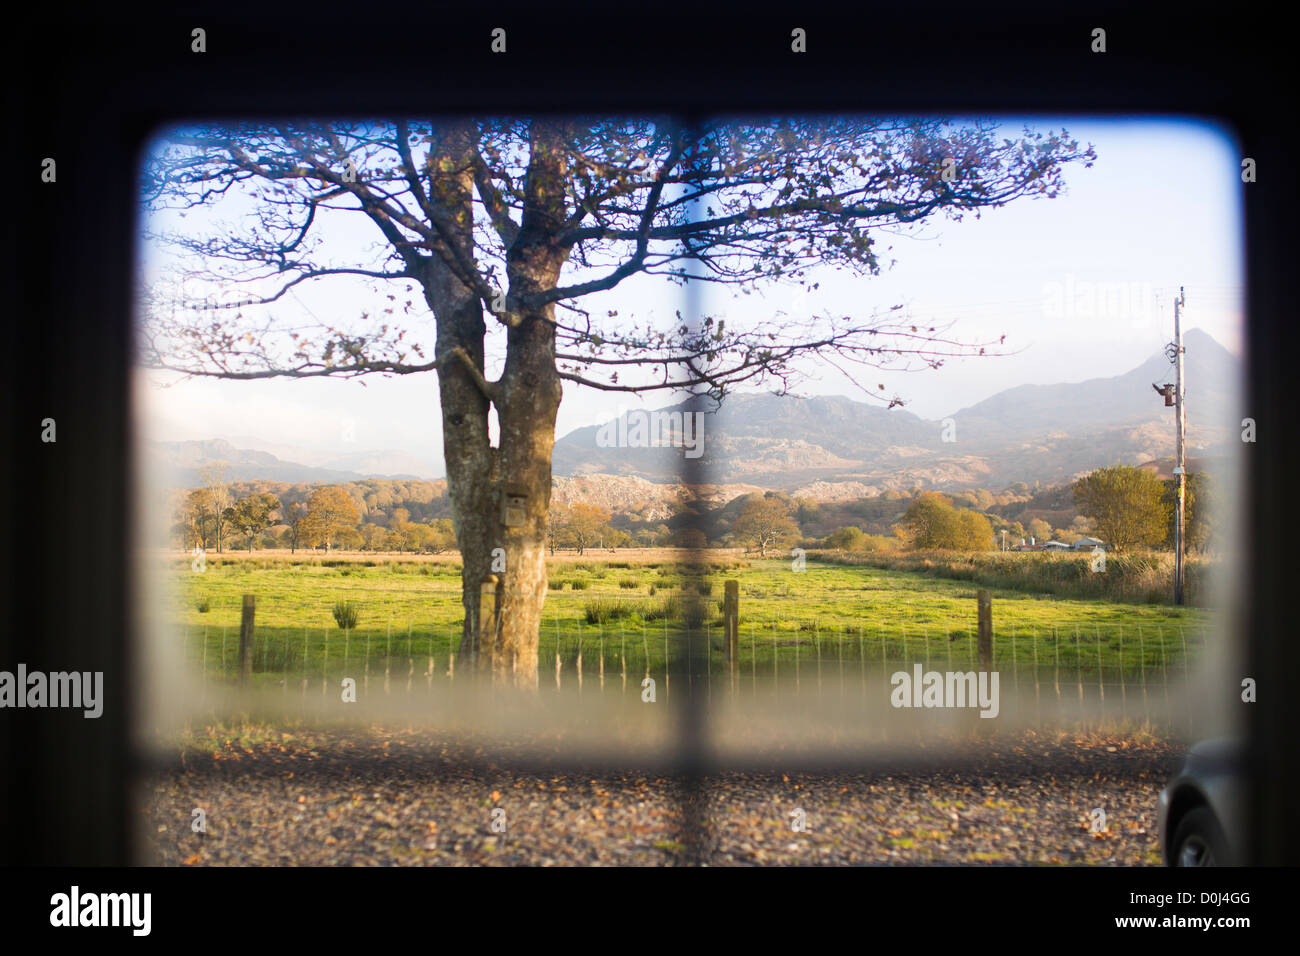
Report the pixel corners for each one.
[332,600,360,629]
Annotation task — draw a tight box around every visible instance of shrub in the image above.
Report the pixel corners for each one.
[619,578,639,589]
[643,595,681,622]
[825,526,868,550]
[583,597,630,624]
[332,600,360,629]
[194,597,211,614]
[548,579,564,590]
[567,578,590,591]
[648,584,657,596]
[584,595,680,624]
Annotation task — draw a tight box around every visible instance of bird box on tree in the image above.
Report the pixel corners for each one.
[501,489,527,528]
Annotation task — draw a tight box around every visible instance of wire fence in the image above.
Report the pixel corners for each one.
[180,614,1207,733]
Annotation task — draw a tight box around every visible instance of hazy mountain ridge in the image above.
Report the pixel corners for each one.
[149,439,431,487]
[553,329,1241,492]
[151,330,1240,503]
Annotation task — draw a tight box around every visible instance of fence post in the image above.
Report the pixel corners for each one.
[238,594,255,687]
[977,589,993,672]
[724,579,740,683]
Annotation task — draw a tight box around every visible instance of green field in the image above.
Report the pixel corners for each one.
[172,551,1212,690]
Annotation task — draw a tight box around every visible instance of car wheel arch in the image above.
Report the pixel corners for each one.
[1164,784,1211,862]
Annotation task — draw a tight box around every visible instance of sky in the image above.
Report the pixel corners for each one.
[135,117,1245,478]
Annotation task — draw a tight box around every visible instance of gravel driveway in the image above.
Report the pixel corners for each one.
[142,725,1182,865]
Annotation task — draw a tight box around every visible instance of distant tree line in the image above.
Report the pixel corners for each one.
[171,463,1217,557]
[172,469,457,554]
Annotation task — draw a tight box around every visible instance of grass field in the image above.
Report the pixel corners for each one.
[816,548,1215,606]
[170,548,1212,690]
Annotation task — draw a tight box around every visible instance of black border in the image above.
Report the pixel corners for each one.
[3,0,1294,905]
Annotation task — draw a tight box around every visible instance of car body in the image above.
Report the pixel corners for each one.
[1157,737,1245,866]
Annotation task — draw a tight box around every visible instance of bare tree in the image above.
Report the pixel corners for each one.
[141,117,1093,687]
[198,463,231,554]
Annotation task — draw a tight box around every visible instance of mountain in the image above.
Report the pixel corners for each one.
[553,393,936,486]
[311,449,441,480]
[153,330,1241,500]
[949,328,1239,446]
[222,435,444,479]
[551,474,767,522]
[147,439,431,487]
[552,328,1243,493]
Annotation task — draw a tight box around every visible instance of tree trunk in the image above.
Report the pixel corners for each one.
[420,125,497,673]
[488,309,562,687]
[485,126,570,689]
[426,121,571,689]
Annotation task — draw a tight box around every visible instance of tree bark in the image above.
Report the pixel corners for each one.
[425,121,571,689]
[489,310,563,687]
[479,123,569,688]
[421,125,497,672]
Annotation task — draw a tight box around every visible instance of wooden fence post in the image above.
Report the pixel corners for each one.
[724,579,740,682]
[977,589,993,672]
[238,593,255,686]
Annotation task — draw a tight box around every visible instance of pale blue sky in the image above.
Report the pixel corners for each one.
[136,117,1245,477]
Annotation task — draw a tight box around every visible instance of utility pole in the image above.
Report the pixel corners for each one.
[1173,287,1187,606]
[1152,287,1187,604]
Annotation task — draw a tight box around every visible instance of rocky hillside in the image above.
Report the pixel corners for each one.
[553,328,1241,493]
[550,474,766,522]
